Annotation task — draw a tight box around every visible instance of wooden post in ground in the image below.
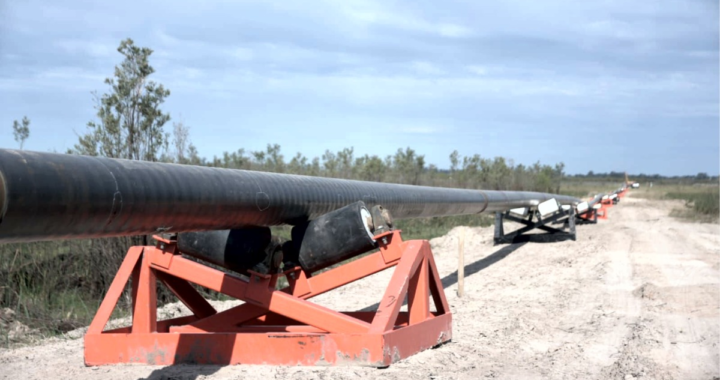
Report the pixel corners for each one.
[458,227,465,297]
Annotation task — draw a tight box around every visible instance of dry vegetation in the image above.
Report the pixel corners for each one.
[632,184,719,223]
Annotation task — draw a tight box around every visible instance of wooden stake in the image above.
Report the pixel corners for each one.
[457,227,465,297]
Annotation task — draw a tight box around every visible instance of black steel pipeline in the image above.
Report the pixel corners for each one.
[0,149,580,243]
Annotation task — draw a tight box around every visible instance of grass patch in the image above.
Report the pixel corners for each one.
[665,190,719,217]
[666,189,719,223]
[559,181,625,200]
[633,184,719,223]
[394,214,493,240]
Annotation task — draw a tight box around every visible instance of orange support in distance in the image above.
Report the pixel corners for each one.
[596,202,610,220]
[576,208,598,223]
[597,207,608,220]
[84,230,452,367]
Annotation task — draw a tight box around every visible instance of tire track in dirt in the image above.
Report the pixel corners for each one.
[602,196,719,379]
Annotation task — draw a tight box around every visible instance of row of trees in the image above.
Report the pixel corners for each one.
[180,144,565,193]
[580,171,717,182]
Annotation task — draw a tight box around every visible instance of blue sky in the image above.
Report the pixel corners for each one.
[1,0,718,176]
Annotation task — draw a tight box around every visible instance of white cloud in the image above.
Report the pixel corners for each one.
[54,40,115,58]
[0,0,717,175]
[466,66,488,76]
[410,61,444,76]
[437,24,472,38]
[337,1,473,38]
[231,47,255,61]
[398,125,445,134]
[0,67,105,92]
[173,67,205,79]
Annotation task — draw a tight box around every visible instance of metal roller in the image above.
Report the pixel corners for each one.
[0,149,580,243]
[177,227,273,275]
[295,201,377,273]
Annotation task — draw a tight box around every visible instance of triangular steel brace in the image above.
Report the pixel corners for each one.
[493,207,577,245]
[84,231,452,367]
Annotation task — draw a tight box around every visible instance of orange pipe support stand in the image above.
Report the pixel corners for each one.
[597,206,608,220]
[84,230,452,367]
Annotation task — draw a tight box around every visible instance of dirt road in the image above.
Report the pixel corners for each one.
[1,194,718,379]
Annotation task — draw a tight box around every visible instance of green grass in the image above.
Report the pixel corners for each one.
[394,214,493,240]
[0,237,192,343]
[665,190,719,216]
[665,189,719,222]
[633,184,719,222]
[559,181,624,200]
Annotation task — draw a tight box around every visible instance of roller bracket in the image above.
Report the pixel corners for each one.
[493,201,576,245]
[370,205,393,236]
[84,227,452,367]
[575,208,598,224]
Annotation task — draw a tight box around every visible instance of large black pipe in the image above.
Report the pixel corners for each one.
[0,149,580,243]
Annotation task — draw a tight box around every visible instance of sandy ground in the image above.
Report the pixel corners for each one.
[1,194,718,379]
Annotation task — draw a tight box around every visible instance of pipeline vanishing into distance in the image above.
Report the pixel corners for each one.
[0,149,581,243]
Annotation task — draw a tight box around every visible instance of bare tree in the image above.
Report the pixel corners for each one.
[12,116,30,149]
[172,121,190,163]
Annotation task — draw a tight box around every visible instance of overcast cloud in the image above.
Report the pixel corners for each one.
[0,0,717,175]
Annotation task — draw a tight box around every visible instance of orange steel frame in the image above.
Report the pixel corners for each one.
[597,195,615,219]
[84,230,452,367]
[597,206,609,220]
[576,208,598,223]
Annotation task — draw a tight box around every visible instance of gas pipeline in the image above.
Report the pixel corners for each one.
[0,149,581,274]
[0,149,599,366]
